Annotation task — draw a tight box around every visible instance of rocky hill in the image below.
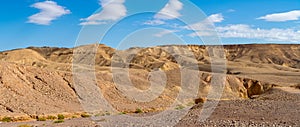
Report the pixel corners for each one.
[0,44,299,125]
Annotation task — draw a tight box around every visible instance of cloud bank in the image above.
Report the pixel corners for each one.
[187,13,300,42]
[217,24,300,42]
[257,10,300,22]
[155,0,183,20]
[28,1,71,25]
[80,0,127,25]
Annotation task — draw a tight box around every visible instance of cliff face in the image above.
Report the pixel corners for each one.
[0,44,298,121]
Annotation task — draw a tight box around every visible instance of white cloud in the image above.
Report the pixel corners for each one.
[188,24,300,42]
[28,1,71,25]
[80,0,127,25]
[186,14,224,37]
[207,13,224,23]
[186,13,300,42]
[227,9,235,13]
[79,21,106,26]
[216,24,300,42]
[143,20,166,26]
[186,14,224,30]
[257,10,300,22]
[153,30,178,37]
[154,0,183,20]
[142,0,183,26]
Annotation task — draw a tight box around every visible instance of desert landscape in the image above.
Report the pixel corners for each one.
[0,44,298,126]
[1,0,300,126]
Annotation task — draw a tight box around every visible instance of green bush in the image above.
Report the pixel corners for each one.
[57,114,64,120]
[37,117,46,121]
[119,112,126,115]
[1,117,12,122]
[53,119,64,123]
[175,105,185,110]
[105,112,111,116]
[187,101,195,106]
[94,113,101,117]
[47,115,57,120]
[81,113,91,118]
[134,108,143,113]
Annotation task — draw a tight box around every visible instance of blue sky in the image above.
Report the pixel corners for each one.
[0,0,300,50]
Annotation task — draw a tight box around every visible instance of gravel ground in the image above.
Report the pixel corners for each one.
[2,87,300,127]
[0,118,97,127]
[175,87,300,127]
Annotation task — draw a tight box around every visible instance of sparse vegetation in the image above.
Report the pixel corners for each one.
[18,124,33,127]
[57,114,65,120]
[135,108,143,113]
[119,112,126,115]
[94,113,101,117]
[47,115,57,120]
[175,105,185,110]
[81,113,91,118]
[187,101,195,106]
[105,112,111,115]
[53,119,64,123]
[1,116,13,122]
[15,116,30,121]
[37,116,46,121]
